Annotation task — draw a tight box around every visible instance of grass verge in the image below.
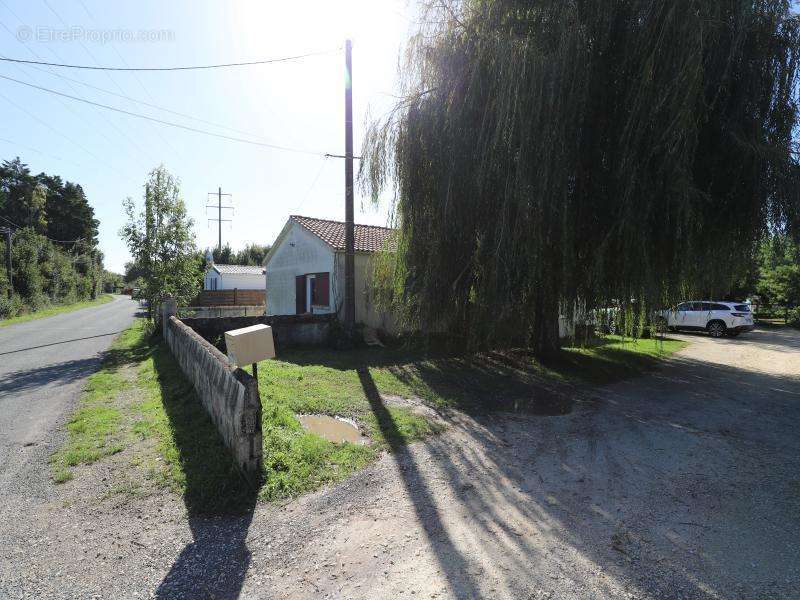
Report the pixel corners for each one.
[50,321,151,483]
[51,319,438,510]
[1,294,114,328]
[53,322,683,511]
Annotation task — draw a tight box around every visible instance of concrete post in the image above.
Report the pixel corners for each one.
[161,297,178,338]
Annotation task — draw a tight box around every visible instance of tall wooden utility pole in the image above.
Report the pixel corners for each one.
[207,187,233,251]
[344,39,355,330]
[1,227,12,299]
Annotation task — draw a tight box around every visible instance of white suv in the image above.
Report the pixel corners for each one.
[656,301,754,337]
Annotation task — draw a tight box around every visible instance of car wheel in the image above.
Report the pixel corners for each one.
[707,321,726,338]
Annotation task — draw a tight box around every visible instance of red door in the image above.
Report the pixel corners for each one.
[295,275,306,314]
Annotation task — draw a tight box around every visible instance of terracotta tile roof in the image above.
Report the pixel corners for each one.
[212,264,265,275]
[291,215,396,252]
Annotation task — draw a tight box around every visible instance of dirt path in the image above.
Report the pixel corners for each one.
[1,327,798,599]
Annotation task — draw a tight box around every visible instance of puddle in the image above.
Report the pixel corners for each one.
[298,415,367,444]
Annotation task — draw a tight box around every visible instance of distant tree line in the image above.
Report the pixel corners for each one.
[0,157,104,318]
[102,270,124,293]
[210,243,271,266]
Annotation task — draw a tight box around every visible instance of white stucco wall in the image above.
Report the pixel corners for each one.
[204,271,220,290]
[204,270,263,291]
[265,221,337,316]
[334,252,398,333]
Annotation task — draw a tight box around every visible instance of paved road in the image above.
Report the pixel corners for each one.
[0,296,138,510]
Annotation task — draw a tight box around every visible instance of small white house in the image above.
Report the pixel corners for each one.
[264,215,396,330]
[204,262,265,291]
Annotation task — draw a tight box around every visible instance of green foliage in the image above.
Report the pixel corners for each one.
[211,242,271,266]
[211,243,235,264]
[0,157,103,311]
[361,0,800,356]
[102,270,124,293]
[0,295,23,320]
[756,234,800,308]
[0,157,99,244]
[120,166,201,314]
[0,228,102,316]
[11,228,43,300]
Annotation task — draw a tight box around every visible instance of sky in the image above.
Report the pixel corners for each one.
[0,0,416,272]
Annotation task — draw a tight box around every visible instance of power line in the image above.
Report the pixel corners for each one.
[0,73,329,156]
[41,0,182,160]
[0,48,340,72]
[0,89,136,181]
[0,5,152,171]
[291,156,329,212]
[76,0,186,157]
[12,57,291,142]
[0,48,152,171]
[0,135,87,168]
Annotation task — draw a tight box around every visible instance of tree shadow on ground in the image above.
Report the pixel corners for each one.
[358,333,800,598]
[150,342,259,600]
[281,336,682,415]
[358,366,485,598]
[0,357,103,395]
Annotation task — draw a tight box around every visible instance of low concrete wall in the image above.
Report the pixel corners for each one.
[182,313,333,349]
[164,316,262,477]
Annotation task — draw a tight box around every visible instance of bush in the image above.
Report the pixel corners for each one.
[3,228,101,309]
[27,293,50,312]
[0,295,24,319]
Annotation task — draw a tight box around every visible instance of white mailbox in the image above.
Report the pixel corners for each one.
[225,324,275,367]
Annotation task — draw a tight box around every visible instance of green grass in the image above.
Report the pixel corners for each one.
[52,319,438,511]
[1,294,114,327]
[53,320,684,513]
[50,322,149,482]
[550,334,688,384]
[259,334,686,414]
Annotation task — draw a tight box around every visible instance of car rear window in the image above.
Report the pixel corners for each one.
[733,304,750,312]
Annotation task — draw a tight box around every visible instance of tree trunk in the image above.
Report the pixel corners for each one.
[530,292,560,360]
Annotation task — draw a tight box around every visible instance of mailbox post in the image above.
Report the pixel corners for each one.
[224,324,276,388]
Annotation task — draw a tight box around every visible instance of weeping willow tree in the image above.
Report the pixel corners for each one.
[361,0,800,356]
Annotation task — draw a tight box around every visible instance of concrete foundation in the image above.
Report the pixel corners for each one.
[182,313,333,349]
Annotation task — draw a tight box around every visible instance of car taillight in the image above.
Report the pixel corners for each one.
[731,312,748,317]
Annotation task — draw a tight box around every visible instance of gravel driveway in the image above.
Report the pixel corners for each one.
[1,326,798,599]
